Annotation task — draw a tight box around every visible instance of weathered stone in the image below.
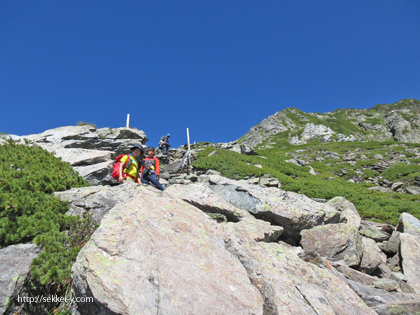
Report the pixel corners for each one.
[400,233,420,294]
[373,301,420,315]
[0,244,40,314]
[360,221,391,242]
[391,182,405,191]
[368,186,391,193]
[372,279,399,292]
[21,126,148,186]
[72,184,265,315]
[73,160,114,186]
[205,175,340,242]
[225,236,376,315]
[387,254,401,272]
[55,148,113,166]
[397,212,420,237]
[376,263,393,279]
[165,183,283,242]
[247,178,260,185]
[335,264,381,286]
[301,123,335,141]
[300,223,362,267]
[406,186,420,195]
[327,196,361,229]
[378,231,401,256]
[185,174,198,182]
[55,186,120,224]
[338,274,420,309]
[360,237,387,274]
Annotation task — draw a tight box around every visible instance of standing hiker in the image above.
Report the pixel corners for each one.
[118,143,143,183]
[140,147,164,191]
[159,134,171,159]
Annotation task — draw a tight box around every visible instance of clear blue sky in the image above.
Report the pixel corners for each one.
[1,1,419,148]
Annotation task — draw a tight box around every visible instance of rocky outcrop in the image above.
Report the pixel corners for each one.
[57,176,420,314]
[11,126,148,186]
[301,123,334,141]
[70,183,378,315]
[0,244,40,314]
[71,183,265,315]
[238,99,420,147]
[200,175,341,243]
[301,223,362,267]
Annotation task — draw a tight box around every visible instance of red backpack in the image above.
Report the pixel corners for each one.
[111,154,132,181]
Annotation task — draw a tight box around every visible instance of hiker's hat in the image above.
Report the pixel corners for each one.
[147,146,155,152]
[167,133,170,137]
[131,143,144,152]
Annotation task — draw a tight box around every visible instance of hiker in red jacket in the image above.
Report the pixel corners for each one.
[140,147,164,191]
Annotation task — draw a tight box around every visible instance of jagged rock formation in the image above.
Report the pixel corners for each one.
[48,176,420,315]
[21,125,148,185]
[239,99,420,147]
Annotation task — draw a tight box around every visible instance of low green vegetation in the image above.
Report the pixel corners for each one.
[192,140,420,226]
[76,121,96,128]
[0,142,91,290]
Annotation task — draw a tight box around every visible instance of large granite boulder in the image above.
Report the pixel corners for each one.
[201,175,340,243]
[300,223,362,267]
[165,183,283,242]
[71,183,378,315]
[71,184,264,314]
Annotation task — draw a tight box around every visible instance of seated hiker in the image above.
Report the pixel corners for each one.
[158,134,171,159]
[140,147,164,191]
[118,143,143,183]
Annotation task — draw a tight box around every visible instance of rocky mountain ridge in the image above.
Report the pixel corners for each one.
[239,99,420,148]
[1,105,420,314]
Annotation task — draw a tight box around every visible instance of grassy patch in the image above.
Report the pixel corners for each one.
[192,140,420,225]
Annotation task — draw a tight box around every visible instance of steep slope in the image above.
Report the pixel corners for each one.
[238,99,420,148]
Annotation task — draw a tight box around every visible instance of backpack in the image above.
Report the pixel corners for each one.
[111,154,132,181]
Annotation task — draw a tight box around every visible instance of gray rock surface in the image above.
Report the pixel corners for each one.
[203,175,340,242]
[400,233,420,294]
[71,184,265,315]
[360,237,387,274]
[300,223,362,266]
[21,126,147,186]
[397,212,420,238]
[71,183,378,315]
[327,196,362,229]
[0,244,40,314]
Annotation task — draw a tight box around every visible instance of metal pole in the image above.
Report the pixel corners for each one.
[187,128,191,151]
[186,128,191,175]
[126,114,130,128]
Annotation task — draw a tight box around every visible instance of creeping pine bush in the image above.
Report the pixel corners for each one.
[192,142,420,225]
[0,143,91,288]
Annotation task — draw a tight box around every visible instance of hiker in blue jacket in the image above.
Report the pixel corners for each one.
[159,134,171,159]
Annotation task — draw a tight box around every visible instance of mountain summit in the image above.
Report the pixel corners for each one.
[239,99,420,148]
